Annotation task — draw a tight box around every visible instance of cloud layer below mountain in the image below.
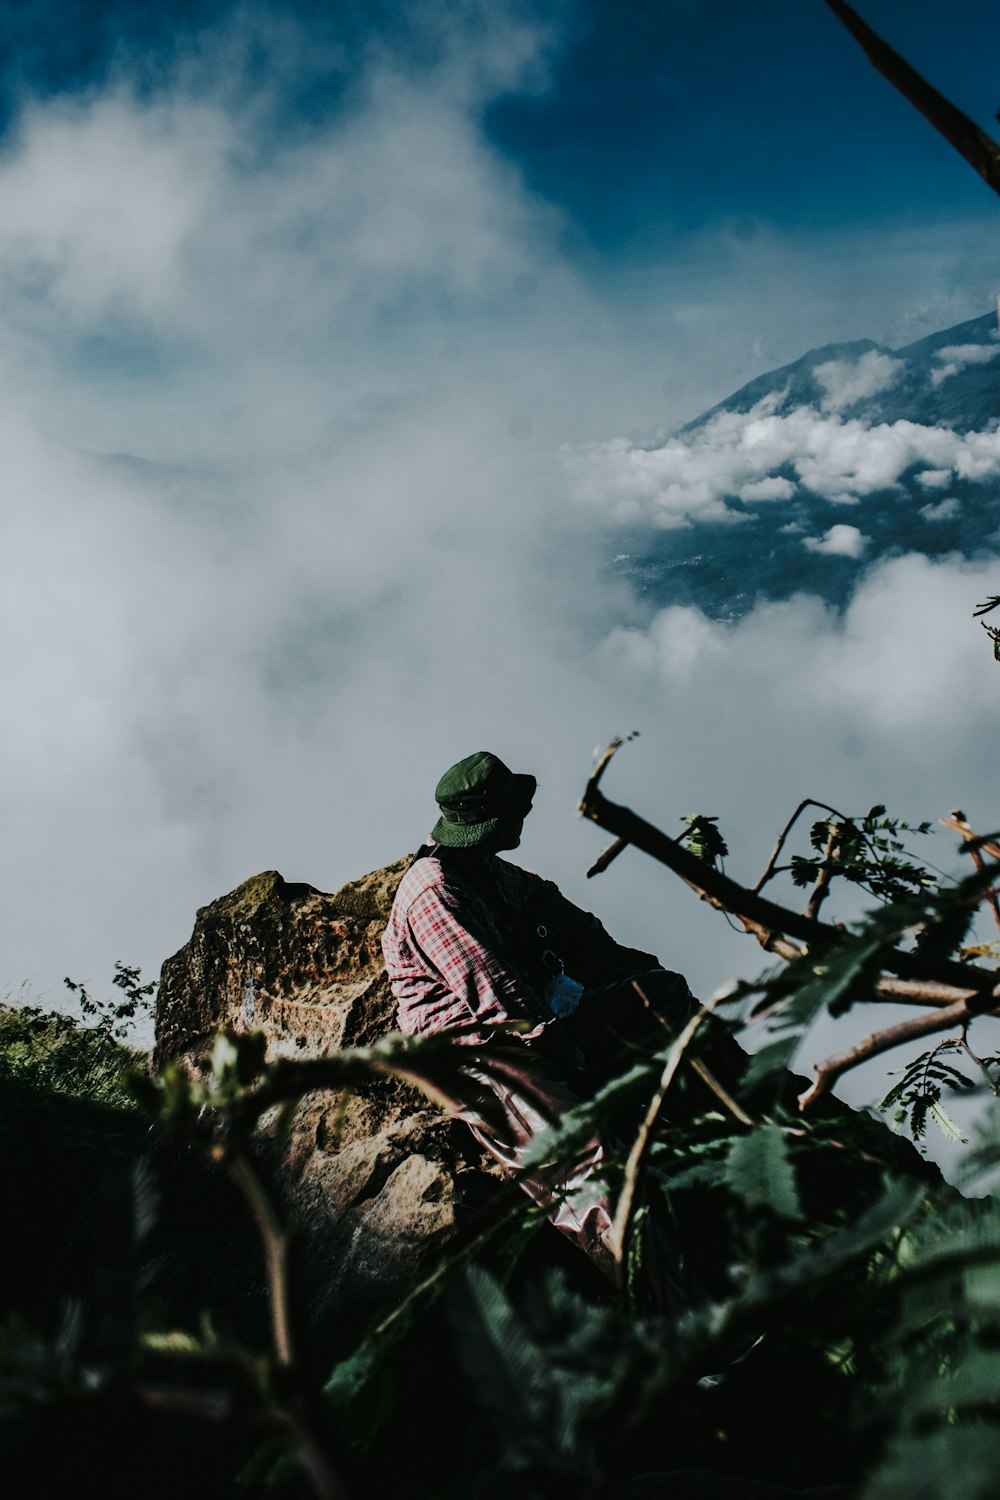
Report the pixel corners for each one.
[563,393,1000,525]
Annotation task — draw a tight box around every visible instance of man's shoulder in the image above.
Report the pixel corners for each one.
[391,854,450,916]
[391,852,546,915]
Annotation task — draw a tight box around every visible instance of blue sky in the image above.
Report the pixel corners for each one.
[0,0,996,433]
[2,1,997,245]
[1,1,998,1127]
[490,0,1000,243]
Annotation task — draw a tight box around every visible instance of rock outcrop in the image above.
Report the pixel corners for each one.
[154,862,501,1345]
[154,862,409,1067]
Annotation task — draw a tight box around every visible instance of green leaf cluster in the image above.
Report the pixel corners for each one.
[788,805,936,906]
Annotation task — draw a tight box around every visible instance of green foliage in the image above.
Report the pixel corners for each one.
[679,812,729,866]
[881,1039,978,1143]
[723,1122,803,1221]
[0,999,145,1112]
[735,863,999,1089]
[788,805,935,906]
[64,960,157,1041]
[448,1265,667,1488]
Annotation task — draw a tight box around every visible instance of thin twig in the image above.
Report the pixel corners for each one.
[805,824,840,922]
[224,1151,353,1500]
[225,1151,294,1369]
[960,1027,1000,1098]
[753,799,845,893]
[631,980,755,1127]
[688,1056,755,1127]
[611,1000,719,1263]
[942,812,1000,937]
[269,1408,352,1500]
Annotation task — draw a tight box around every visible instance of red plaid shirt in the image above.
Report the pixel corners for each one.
[381,850,554,1044]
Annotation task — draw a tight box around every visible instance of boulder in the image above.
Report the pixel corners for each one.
[154,861,502,1346]
[154,862,410,1068]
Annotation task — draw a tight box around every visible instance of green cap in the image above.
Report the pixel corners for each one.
[431,751,537,848]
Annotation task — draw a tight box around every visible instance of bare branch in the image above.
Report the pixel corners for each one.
[805,824,840,922]
[579,754,994,999]
[591,735,631,789]
[798,1000,973,1112]
[587,837,629,879]
[751,974,982,1027]
[876,977,985,1008]
[823,0,1000,197]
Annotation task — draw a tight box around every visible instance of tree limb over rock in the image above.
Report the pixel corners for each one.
[579,740,1000,1110]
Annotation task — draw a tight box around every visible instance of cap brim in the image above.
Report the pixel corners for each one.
[431,813,504,848]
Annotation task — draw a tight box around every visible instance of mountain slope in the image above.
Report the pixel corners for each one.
[584,311,1000,619]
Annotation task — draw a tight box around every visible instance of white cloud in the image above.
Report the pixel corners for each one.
[917,468,952,488]
[601,550,999,753]
[803,523,868,557]
[563,399,1000,527]
[814,350,903,413]
[0,94,230,322]
[920,497,960,522]
[738,475,796,501]
[931,339,1000,386]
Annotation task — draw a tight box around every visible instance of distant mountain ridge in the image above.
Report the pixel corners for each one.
[686,313,999,435]
[605,310,1000,620]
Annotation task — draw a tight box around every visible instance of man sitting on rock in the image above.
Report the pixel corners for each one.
[381,749,696,1305]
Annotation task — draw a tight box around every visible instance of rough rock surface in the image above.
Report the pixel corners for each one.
[154,861,501,1344]
[154,862,411,1067]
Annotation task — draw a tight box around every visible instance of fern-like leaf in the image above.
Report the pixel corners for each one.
[724,1123,803,1221]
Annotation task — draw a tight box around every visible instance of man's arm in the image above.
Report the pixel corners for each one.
[524,878,661,987]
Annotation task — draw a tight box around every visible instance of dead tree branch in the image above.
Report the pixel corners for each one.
[579,747,1000,1109]
[823,0,1000,197]
[942,812,1000,937]
[798,1000,973,1112]
[579,751,993,1000]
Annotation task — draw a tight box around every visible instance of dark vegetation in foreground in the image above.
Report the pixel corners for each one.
[1,753,998,1500]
